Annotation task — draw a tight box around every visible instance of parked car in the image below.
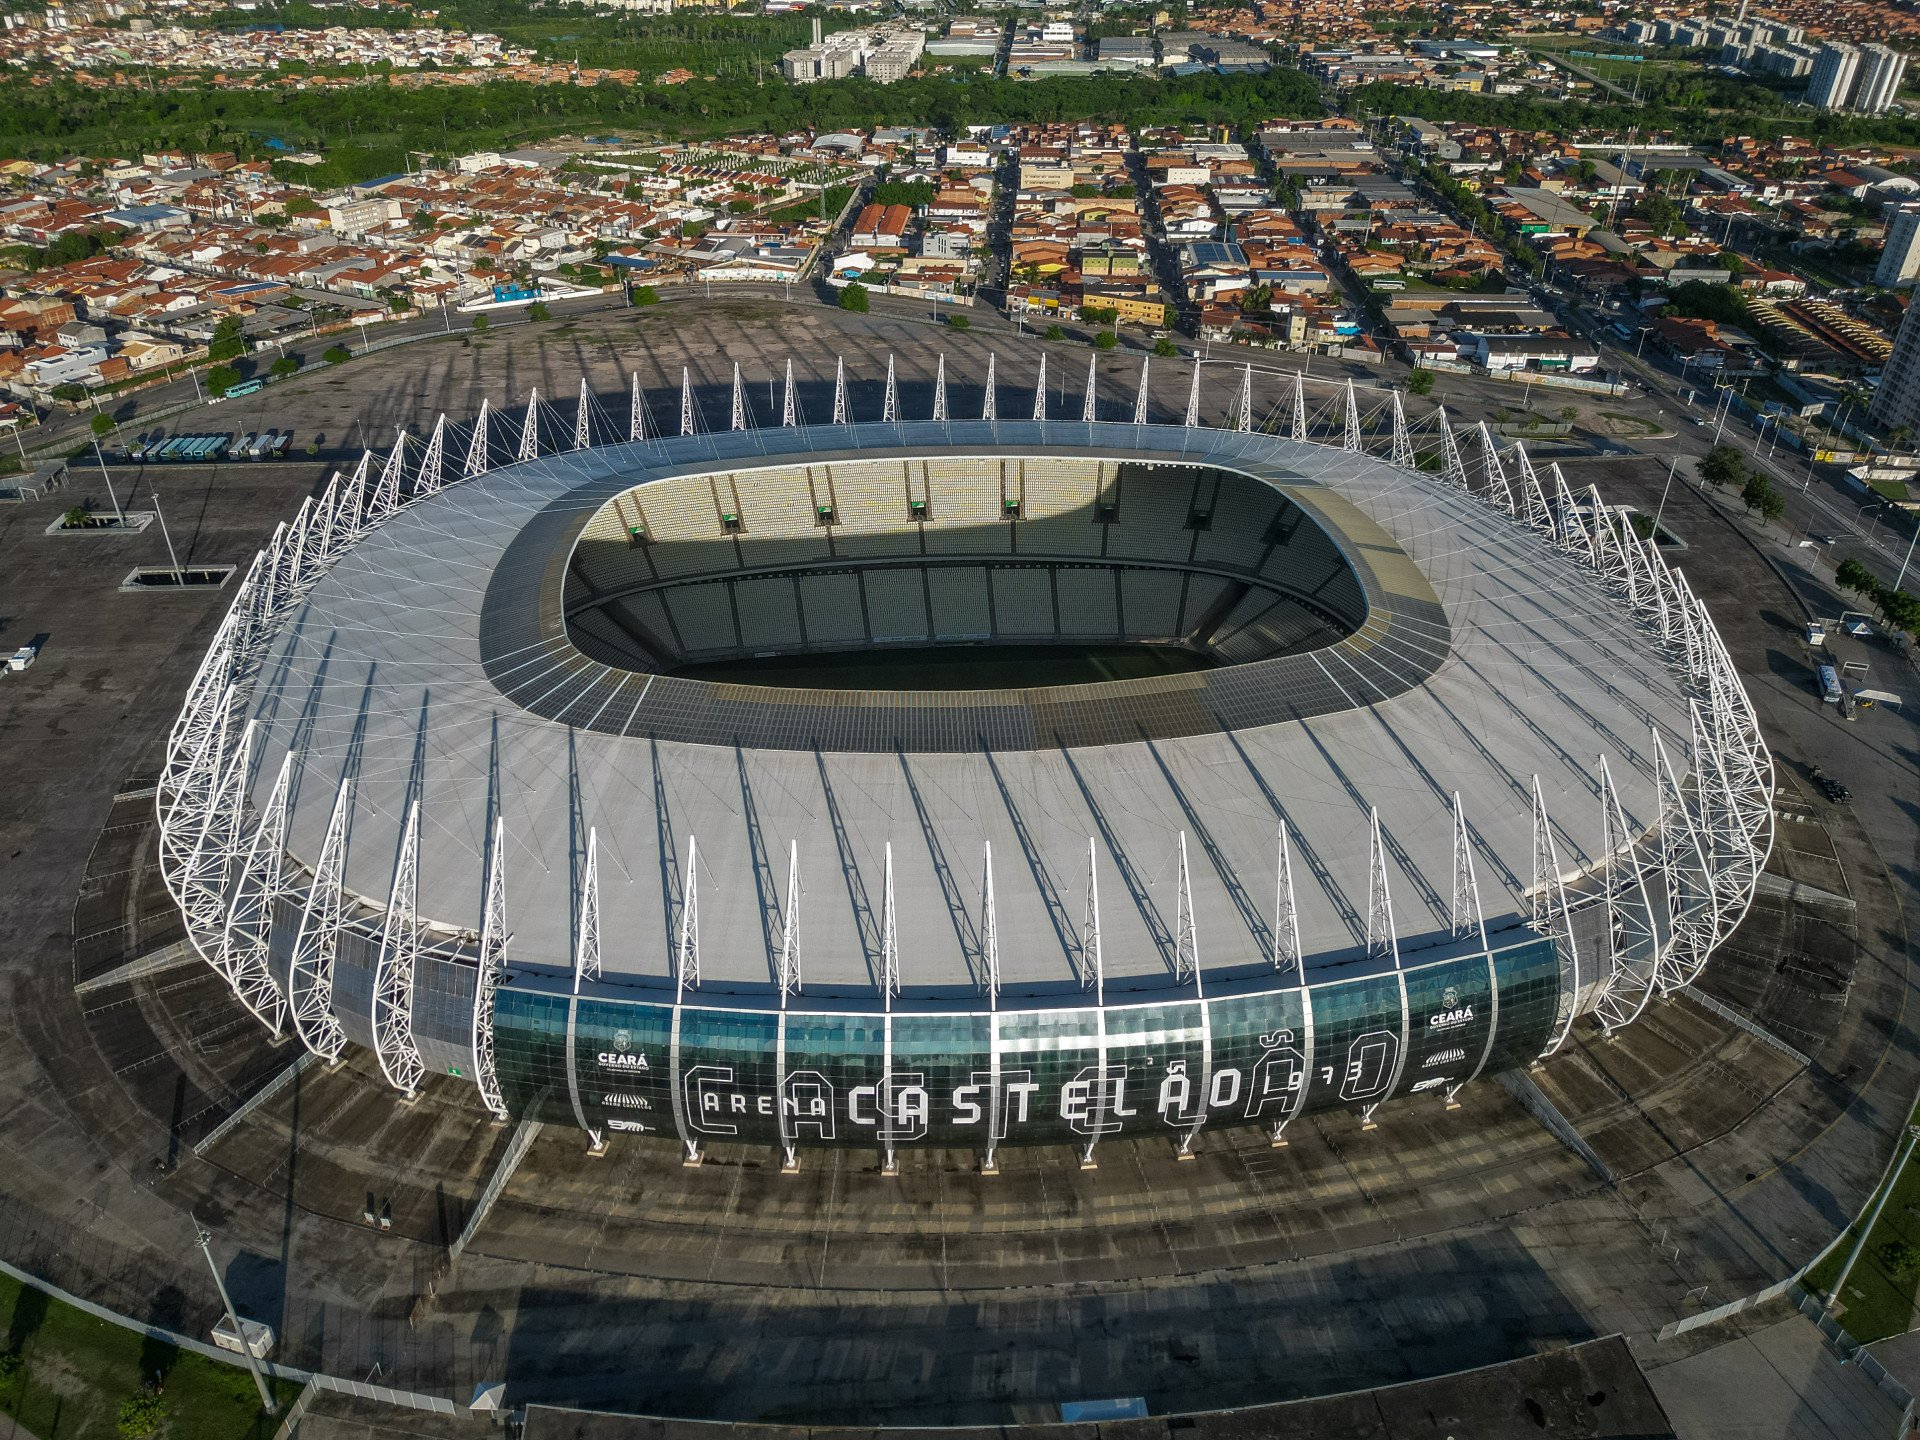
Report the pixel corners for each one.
[1810,768,1851,804]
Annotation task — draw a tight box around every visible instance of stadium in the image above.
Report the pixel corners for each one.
[154,357,1773,1173]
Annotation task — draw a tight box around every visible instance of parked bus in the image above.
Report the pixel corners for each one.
[1817,664,1843,704]
[223,378,264,399]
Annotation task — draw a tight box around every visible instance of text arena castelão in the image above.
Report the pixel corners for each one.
[156,357,1773,1173]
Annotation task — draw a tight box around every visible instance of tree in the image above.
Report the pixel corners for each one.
[62,504,91,528]
[1153,338,1179,358]
[471,314,490,333]
[1698,445,1746,489]
[633,285,660,305]
[837,282,869,314]
[90,412,114,438]
[270,355,298,379]
[527,301,551,321]
[1094,330,1118,350]
[1882,1239,1920,1277]
[388,293,410,314]
[206,365,241,395]
[1756,485,1785,525]
[323,344,350,365]
[1044,324,1065,341]
[945,313,971,331]
[206,314,246,364]
[1837,557,1877,595]
[1740,472,1773,514]
[1883,588,1920,634]
[50,382,85,404]
[1407,368,1435,397]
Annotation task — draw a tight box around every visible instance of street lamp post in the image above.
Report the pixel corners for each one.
[195,1226,276,1415]
[91,437,126,527]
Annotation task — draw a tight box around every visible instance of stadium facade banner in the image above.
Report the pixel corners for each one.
[492,936,1560,1150]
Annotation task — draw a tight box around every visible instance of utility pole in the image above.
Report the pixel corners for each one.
[196,1225,277,1415]
[151,490,183,578]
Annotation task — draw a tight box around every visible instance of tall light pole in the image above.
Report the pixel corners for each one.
[1895,523,1919,593]
[196,1225,277,1415]
[151,490,183,579]
[91,436,126,527]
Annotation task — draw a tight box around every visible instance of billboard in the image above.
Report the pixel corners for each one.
[493,935,1562,1152]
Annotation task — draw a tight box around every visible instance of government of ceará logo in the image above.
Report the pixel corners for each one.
[613,1029,632,1053]
[1441,986,1459,1010]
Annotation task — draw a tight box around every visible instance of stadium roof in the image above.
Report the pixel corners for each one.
[247,420,1690,1005]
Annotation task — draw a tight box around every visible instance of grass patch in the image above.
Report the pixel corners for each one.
[762,185,854,228]
[1869,475,1913,504]
[1804,1118,1920,1342]
[1600,411,1661,435]
[0,1269,300,1440]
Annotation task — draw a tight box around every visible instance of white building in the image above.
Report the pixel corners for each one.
[1807,42,1860,110]
[1852,44,1909,116]
[1871,300,1920,436]
[1878,206,1920,288]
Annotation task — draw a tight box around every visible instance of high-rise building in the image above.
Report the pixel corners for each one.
[1871,301,1920,436]
[1852,44,1909,116]
[1807,41,1861,110]
[1879,206,1920,288]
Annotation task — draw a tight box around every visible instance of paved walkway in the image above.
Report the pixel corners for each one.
[1649,1316,1903,1439]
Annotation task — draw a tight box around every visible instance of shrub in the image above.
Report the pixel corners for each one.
[90,412,114,438]
[471,314,490,333]
[117,1395,166,1439]
[1094,330,1118,350]
[1882,1240,1920,1277]
[945,313,971,331]
[527,301,551,322]
[837,282,870,314]
[1043,324,1065,341]
[1407,368,1435,396]
[1153,338,1179,358]
[270,355,298,379]
[323,345,350,366]
[206,365,241,395]
[634,285,660,305]
[62,505,91,528]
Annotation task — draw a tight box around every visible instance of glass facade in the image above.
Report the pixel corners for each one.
[493,935,1564,1150]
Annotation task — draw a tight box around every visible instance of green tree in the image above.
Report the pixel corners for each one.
[527,301,551,321]
[1044,324,1065,341]
[633,285,660,305]
[1755,486,1785,525]
[1837,557,1878,595]
[1883,588,1920,634]
[62,504,92,528]
[50,382,85,404]
[1698,445,1746,489]
[206,364,241,395]
[471,313,490,332]
[90,412,114,438]
[270,354,298,378]
[1153,338,1179,358]
[1407,368,1435,397]
[388,292,411,314]
[323,344,350,365]
[945,312,971,331]
[207,313,246,364]
[1094,330,1118,350]
[837,282,869,314]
